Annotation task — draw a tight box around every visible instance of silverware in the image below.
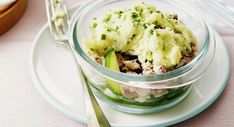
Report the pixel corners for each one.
[44,0,111,126]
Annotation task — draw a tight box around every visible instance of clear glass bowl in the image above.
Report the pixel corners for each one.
[69,0,216,114]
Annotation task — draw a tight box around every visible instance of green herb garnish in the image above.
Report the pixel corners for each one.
[101,34,106,40]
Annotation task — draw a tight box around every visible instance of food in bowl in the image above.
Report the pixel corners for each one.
[71,0,214,113]
[81,3,197,102]
[83,2,197,75]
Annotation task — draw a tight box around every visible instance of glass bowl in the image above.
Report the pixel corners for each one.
[69,0,216,114]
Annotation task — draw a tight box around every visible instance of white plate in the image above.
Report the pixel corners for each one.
[29,5,230,127]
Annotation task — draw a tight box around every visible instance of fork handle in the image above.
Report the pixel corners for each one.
[79,69,111,127]
[68,42,111,127]
[45,0,111,125]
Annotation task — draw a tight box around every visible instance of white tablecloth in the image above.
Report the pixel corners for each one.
[0,0,233,127]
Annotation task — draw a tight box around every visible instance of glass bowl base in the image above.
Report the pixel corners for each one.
[92,86,192,114]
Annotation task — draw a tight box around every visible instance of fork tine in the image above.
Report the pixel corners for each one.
[62,3,70,32]
[49,0,61,38]
[45,0,55,38]
[45,0,69,41]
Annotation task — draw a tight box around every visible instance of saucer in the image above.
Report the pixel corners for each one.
[29,5,230,127]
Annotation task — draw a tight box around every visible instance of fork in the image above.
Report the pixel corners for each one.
[44,0,111,126]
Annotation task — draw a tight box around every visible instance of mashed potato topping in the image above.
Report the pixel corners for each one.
[83,2,197,74]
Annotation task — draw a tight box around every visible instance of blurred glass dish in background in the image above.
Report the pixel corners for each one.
[182,0,234,35]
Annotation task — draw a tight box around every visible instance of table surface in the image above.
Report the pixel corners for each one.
[0,0,233,127]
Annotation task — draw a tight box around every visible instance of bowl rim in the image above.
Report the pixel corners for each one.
[69,0,212,83]
[0,0,17,18]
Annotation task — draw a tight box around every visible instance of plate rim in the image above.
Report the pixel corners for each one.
[29,5,231,127]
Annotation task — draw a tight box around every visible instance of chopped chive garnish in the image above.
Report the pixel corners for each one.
[106,15,112,21]
[163,44,166,50]
[149,29,154,35]
[132,13,138,19]
[101,34,106,40]
[116,26,119,31]
[103,15,112,22]
[161,13,164,18]
[107,28,112,32]
[92,23,97,28]
[118,14,122,18]
[54,0,60,4]
[115,11,123,18]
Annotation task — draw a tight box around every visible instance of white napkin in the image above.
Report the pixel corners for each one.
[0,0,16,12]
